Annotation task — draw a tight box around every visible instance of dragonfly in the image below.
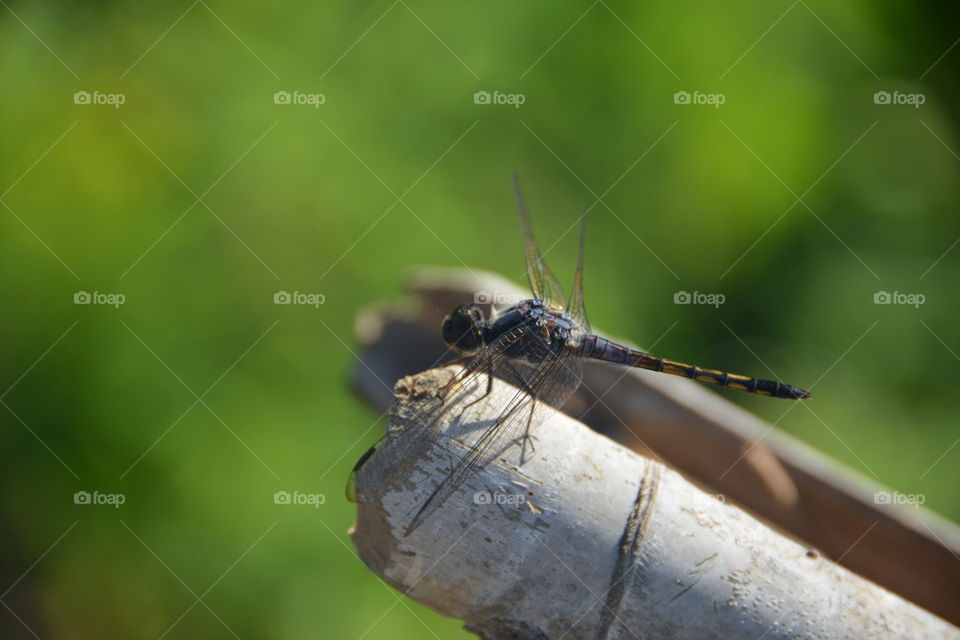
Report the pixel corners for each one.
[353,175,811,535]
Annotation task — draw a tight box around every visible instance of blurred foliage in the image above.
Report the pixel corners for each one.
[1,1,959,638]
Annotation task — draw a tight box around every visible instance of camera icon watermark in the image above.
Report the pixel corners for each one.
[74,290,125,308]
[673,90,725,108]
[474,290,521,306]
[673,290,725,308]
[273,490,325,508]
[73,90,126,109]
[873,490,925,508]
[273,291,325,307]
[273,90,325,108]
[473,90,526,109]
[873,91,925,108]
[873,291,924,308]
[73,490,126,508]
[473,490,526,506]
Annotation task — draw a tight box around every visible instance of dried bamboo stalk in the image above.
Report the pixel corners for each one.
[349,367,959,640]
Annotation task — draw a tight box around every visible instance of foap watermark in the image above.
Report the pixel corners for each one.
[673,91,725,108]
[74,291,125,308]
[274,291,325,307]
[273,490,325,508]
[74,90,126,109]
[474,290,522,307]
[674,290,725,308]
[74,490,126,508]
[473,490,527,506]
[273,91,326,108]
[874,291,924,308]
[873,91,925,108]
[874,490,925,508]
[473,90,525,109]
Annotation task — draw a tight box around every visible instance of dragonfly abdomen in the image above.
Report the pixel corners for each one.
[578,335,811,400]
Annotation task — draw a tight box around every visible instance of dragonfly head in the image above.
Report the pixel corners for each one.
[442,304,485,356]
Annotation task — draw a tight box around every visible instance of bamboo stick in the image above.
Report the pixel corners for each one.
[349,367,959,640]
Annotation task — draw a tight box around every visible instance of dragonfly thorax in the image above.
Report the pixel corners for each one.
[442,299,579,360]
[486,299,579,362]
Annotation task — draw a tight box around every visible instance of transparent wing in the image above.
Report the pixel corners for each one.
[496,351,582,411]
[389,327,530,467]
[513,173,565,308]
[566,211,590,333]
[404,332,581,535]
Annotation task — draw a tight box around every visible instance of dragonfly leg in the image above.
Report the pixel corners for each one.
[437,360,471,398]
[461,372,494,411]
[500,361,544,462]
[516,398,540,463]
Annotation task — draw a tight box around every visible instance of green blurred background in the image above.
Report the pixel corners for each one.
[1,1,958,637]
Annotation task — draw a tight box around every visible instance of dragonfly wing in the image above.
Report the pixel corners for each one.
[513,173,565,307]
[405,333,574,535]
[498,349,582,412]
[566,211,590,333]
[390,326,531,465]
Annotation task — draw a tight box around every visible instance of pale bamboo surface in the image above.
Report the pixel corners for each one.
[350,368,959,639]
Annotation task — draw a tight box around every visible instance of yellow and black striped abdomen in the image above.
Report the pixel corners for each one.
[578,335,811,400]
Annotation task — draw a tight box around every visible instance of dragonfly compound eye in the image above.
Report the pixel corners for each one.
[441,304,485,355]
